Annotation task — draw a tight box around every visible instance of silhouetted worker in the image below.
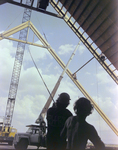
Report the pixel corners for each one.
[60,97,105,150]
[46,92,73,150]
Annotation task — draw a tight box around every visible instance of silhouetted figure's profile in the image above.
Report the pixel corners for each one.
[61,97,105,150]
[46,93,72,150]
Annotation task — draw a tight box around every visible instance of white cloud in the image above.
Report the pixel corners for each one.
[0,30,4,34]
[58,44,75,55]
[0,40,16,94]
[11,94,47,132]
[86,95,118,144]
[58,43,86,55]
[24,40,51,61]
[44,62,53,73]
[86,72,91,75]
[78,44,86,55]
[108,83,118,96]
[96,67,111,84]
[89,95,118,138]
[0,97,7,115]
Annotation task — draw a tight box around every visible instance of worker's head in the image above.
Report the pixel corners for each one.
[56,92,71,108]
[73,97,94,117]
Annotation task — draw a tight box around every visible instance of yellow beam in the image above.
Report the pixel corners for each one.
[0,36,47,48]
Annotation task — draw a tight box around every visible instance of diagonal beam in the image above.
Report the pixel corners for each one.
[0,36,47,48]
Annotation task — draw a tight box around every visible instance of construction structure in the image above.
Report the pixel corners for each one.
[0,0,118,148]
[1,0,117,84]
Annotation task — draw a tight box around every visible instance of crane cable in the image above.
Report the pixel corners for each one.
[5,11,23,32]
[28,47,55,103]
[35,13,48,42]
[95,60,101,136]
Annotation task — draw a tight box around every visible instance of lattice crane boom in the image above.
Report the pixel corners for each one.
[4,0,32,127]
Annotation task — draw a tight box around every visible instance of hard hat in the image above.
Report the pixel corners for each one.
[58,92,71,104]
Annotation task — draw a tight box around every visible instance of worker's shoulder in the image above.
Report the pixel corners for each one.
[85,121,94,127]
[84,121,96,131]
[64,116,76,127]
[47,107,56,112]
[47,107,72,116]
[65,115,75,122]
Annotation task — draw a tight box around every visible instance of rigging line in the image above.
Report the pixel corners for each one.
[35,13,48,42]
[5,11,23,32]
[95,60,101,136]
[73,56,94,75]
[28,47,55,103]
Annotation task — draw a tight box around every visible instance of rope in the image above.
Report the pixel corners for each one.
[5,11,23,31]
[95,60,101,136]
[28,47,55,103]
[35,13,48,42]
[73,57,94,74]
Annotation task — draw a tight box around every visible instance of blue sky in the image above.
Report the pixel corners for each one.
[0,2,118,145]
